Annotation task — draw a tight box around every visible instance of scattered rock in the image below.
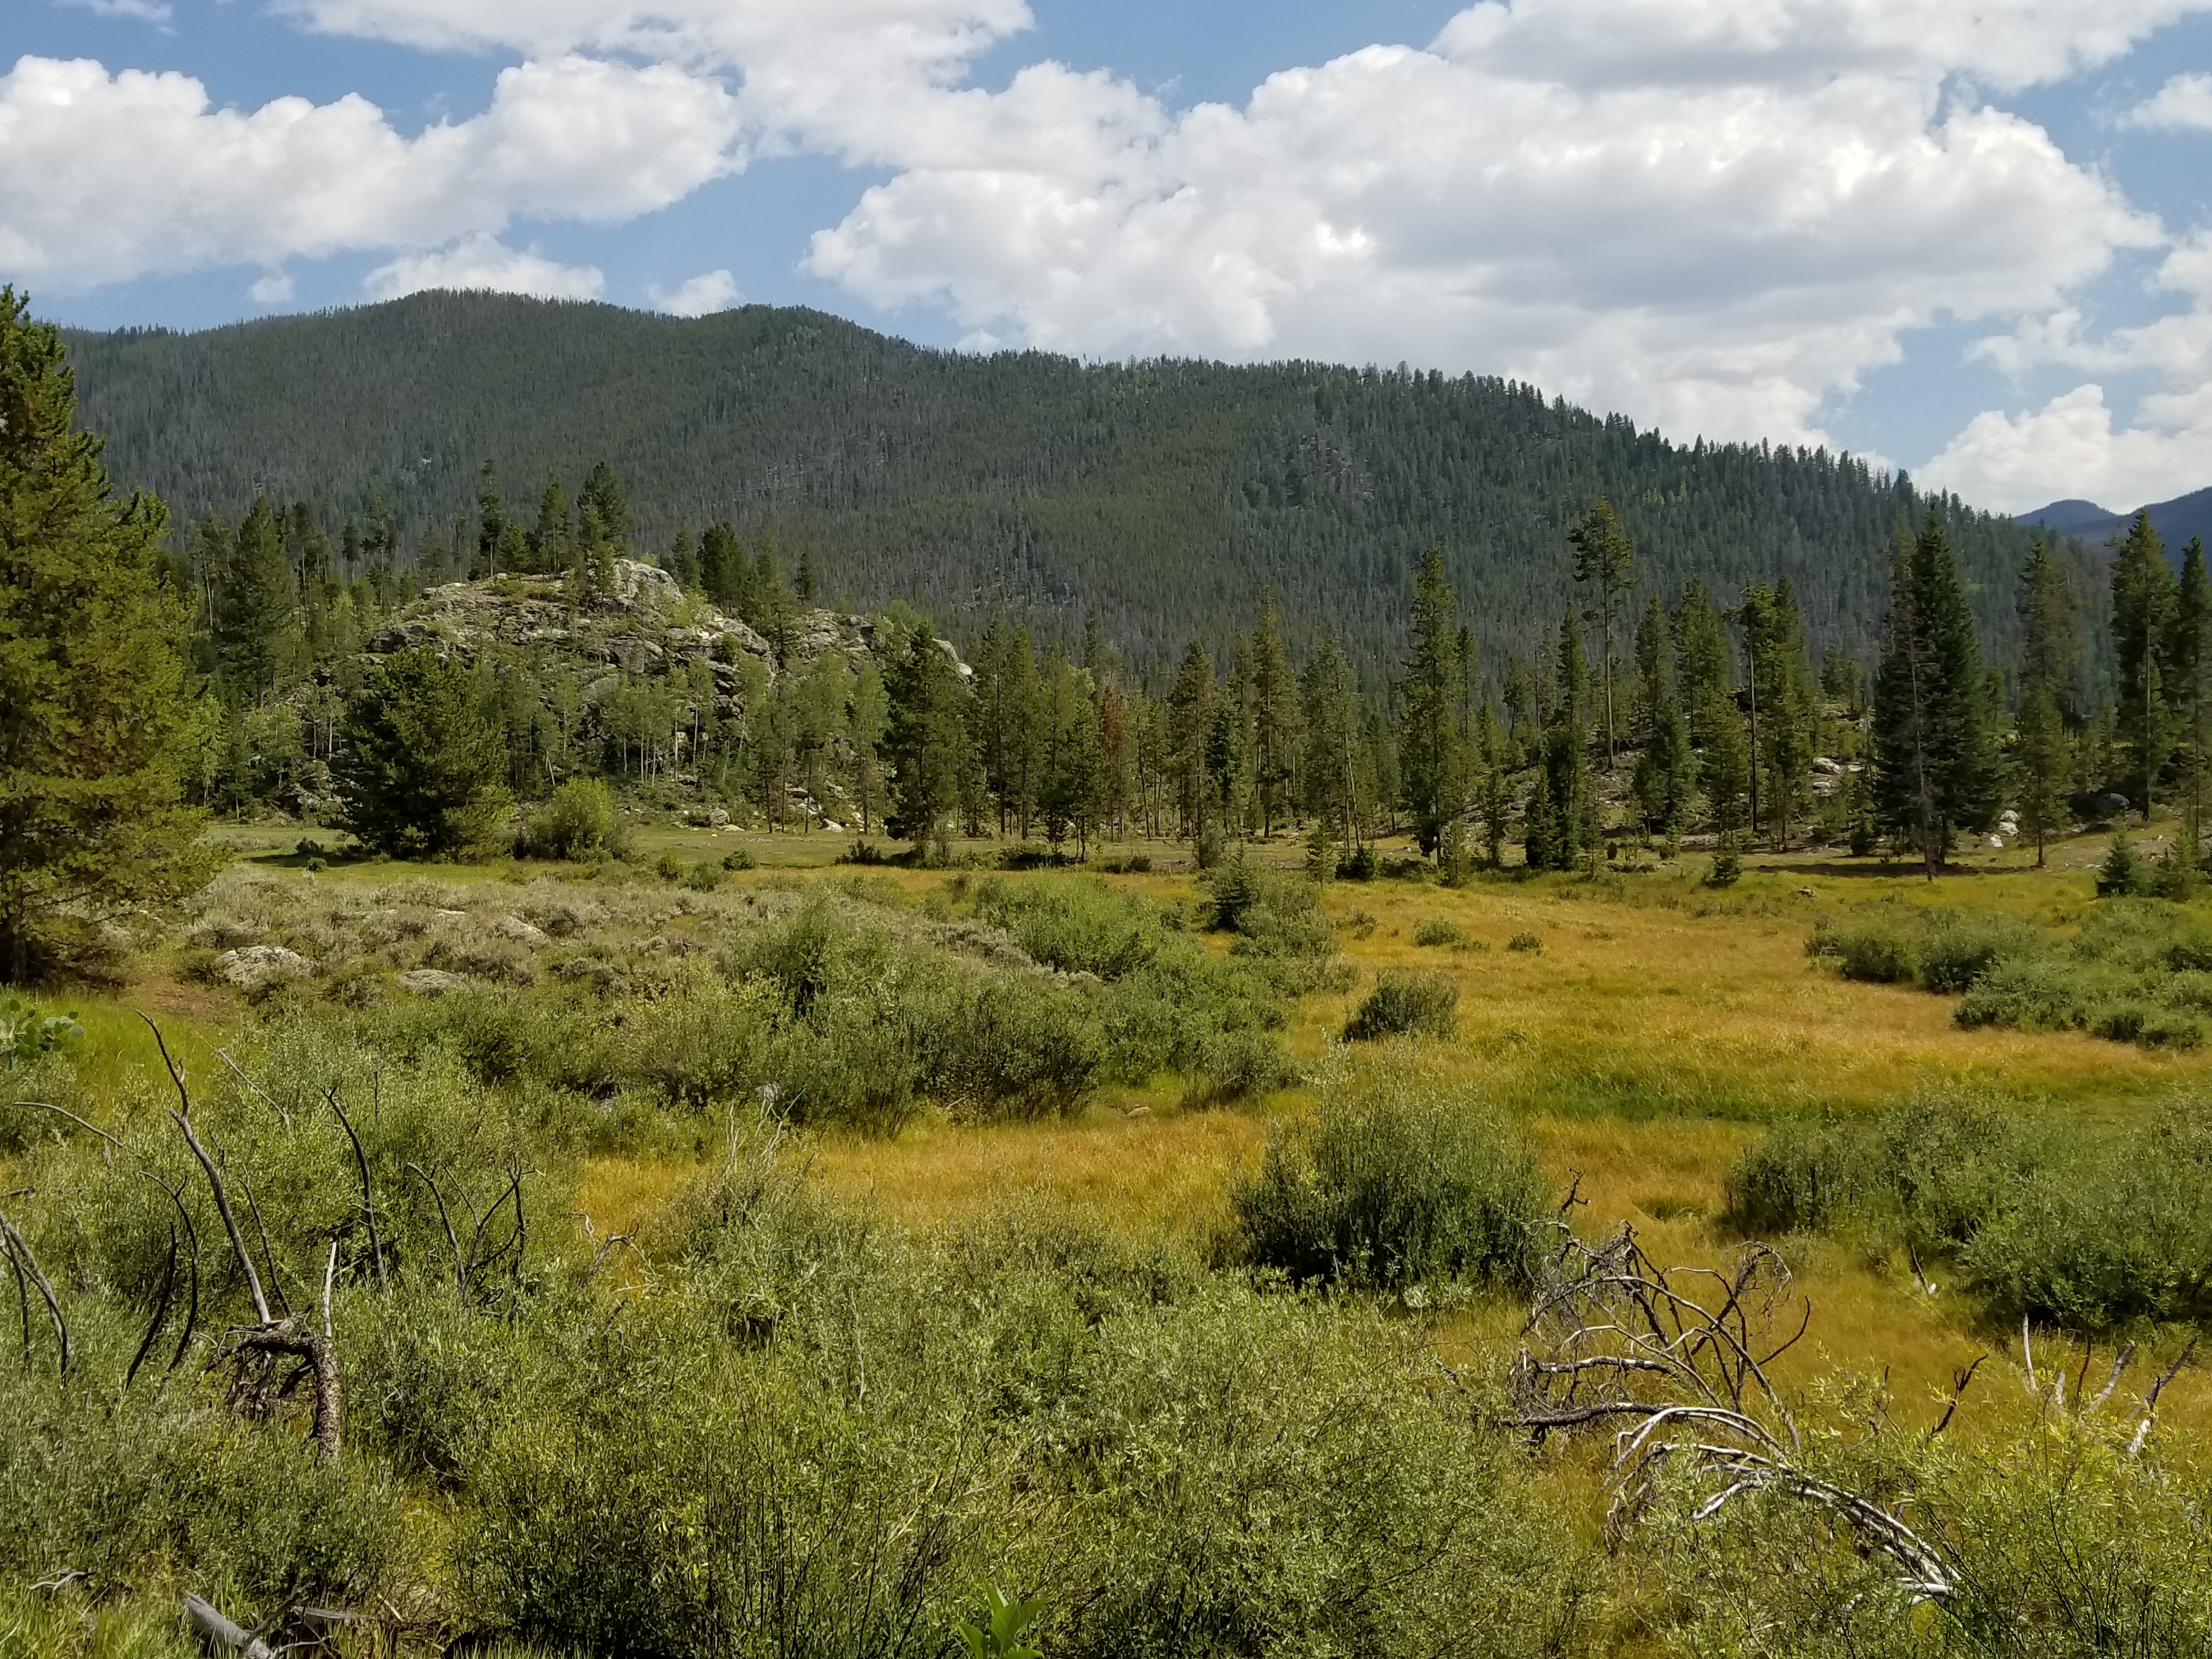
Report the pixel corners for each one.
[2087,792,2131,819]
[494,916,550,947]
[212,945,313,990]
[396,968,473,996]
[1810,756,1843,776]
[434,909,468,921]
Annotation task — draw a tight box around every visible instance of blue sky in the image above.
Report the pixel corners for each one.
[9,0,2212,511]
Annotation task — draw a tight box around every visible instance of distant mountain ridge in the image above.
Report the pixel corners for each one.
[2015,486,2212,554]
[60,291,2072,681]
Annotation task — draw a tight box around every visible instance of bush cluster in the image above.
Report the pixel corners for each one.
[1232,1066,1547,1290]
[1811,899,2212,1049]
[1726,1091,2212,1330]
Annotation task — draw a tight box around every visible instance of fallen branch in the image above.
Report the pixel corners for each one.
[0,1205,68,1374]
[183,1593,274,1659]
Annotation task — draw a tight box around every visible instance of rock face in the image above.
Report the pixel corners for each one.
[494,916,551,947]
[212,945,313,990]
[396,968,473,996]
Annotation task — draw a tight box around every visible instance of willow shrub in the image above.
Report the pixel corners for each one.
[1232,1065,1547,1291]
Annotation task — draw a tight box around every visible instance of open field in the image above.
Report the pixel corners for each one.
[14,821,2212,1655]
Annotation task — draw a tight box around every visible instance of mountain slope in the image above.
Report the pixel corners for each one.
[63,291,2072,680]
[2016,486,2212,554]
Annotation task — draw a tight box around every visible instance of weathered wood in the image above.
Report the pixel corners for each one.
[182,1593,274,1659]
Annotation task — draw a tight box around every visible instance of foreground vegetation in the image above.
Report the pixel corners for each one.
[7,840,2212,1658]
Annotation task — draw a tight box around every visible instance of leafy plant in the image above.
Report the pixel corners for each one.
[1342,970,1457,1040]
[0,995,81,1069]
[956,1584,1046,1659]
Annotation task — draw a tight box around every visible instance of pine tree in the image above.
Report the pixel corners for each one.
[530,476,572,576]
[2111,509,2174,820]
[1476,701,1511,866]
[0,289,222,979]
[848,659,888,835]
[215,496,297,704]
[577,461,630,548]
[1678,581,1748,834]
[1300,638,1360,849]
[883,622,971,850]
[1739,579,1815,849]
[1036,650,1099,853]
[1536,608,1594,868]
[1399,548,1465,856]
[2013,680,2068,868]
[701,522,749,615]
[475,461,504,579]
[793,548,817,605]
[334,646,509,859]
[1246,590,1299,837]
[1167,640,1216,848]
[2018,535,2080,726]
[1568,498,1637,766]
[1871,512,2001,877]
[2169,538,2211,852]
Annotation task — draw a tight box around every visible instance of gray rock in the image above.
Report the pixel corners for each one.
[494,916,551,946]
[2088,792,2132,819]
[213,945,313,990]
[396,968,473,996]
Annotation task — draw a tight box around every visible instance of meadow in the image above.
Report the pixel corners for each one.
[7,822,2212,1658]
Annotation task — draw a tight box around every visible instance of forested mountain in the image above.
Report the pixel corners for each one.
[2017,486,2212,555]
[65,291,2086,687]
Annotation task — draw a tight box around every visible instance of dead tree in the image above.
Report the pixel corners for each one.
[145,1016,343,1465]
[1508,1221,1957,1602]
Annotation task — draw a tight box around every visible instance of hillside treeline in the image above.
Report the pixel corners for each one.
[61,291,2094,683]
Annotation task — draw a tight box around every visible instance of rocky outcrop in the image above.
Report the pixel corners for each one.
[213,945,313,990]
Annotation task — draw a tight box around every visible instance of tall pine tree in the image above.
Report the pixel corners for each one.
[2111,509,2174,820]
[1,288,222,980]
[1871,512,2001,877]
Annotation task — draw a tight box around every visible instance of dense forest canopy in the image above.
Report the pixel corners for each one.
[61,292,2097,689]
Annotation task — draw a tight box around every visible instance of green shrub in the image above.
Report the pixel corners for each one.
[1706,849,1743,887]
[1955,957,2096,1030]
[720,844,756,871]
[1966,1104,2212,1329]
[2096,831,2149,898]
[1506,932,1542,953]
[682,859,724,891]
[1830,923,1916,984]
[1413,918,1472,948]
[1232,1066,1546,1290]
[1915,910,2042,992]
[1182,1027,1303,1107]
[929,976,1104,1120]
[1342,970,1458,1040]
[512,777,628,862]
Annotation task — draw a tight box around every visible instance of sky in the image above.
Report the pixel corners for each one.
[7,1,2212,515]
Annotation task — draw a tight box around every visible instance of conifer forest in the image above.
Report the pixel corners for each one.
[11,282,2212,1659]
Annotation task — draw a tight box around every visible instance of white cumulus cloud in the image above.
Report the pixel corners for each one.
[649,268,742,316]
[806,8,2164,450]
[1926,230,2212,509]
[2126,71,2212,129]
[0,52,740,289]
[364,233,605,301]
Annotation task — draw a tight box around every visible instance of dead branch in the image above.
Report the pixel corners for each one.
[405,1163,464,1296]
[0,1205,69,1374]
[211,1048,291,1128]
[238,1168,293,1320]
[1927,1356,1985,1441]
[183,1593,275,1659]
[1511,1220,1954,1601]
[321,1087,383,1291]
[2130,1335,2199,1458]
[144,1174,202,1371]
[214,1315,343,1465]
[10,1100,133,1161]
[126,1226,179,1388]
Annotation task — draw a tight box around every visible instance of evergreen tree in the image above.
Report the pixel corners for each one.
[475,461,504,579]
[1535,608,1594,868]
[1568,498,1637,766]
[1678,580,1748,834]
[1036,650,1099,853]
[577,461,630,548]
[2111,509,2174,819]
[2013,679,2068,869]
[2018,535,2080,726]
[1871,512,2001,877]
[2169,538,2211,851]
[1167,640,1216,848]
[1300,637,1360,849]
[1739,579,1815,848]
[215,496,297,703]
[1476,701,1511,866]
[700,523,748,615]
[1246,590,1299,837]
[0,289,222,980]
[530,476,572,576]
[1399,548,1465,856]
[848,658,888,835]
[334,646,509,859]
[883,623,971,850]
[794,548,817,605]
